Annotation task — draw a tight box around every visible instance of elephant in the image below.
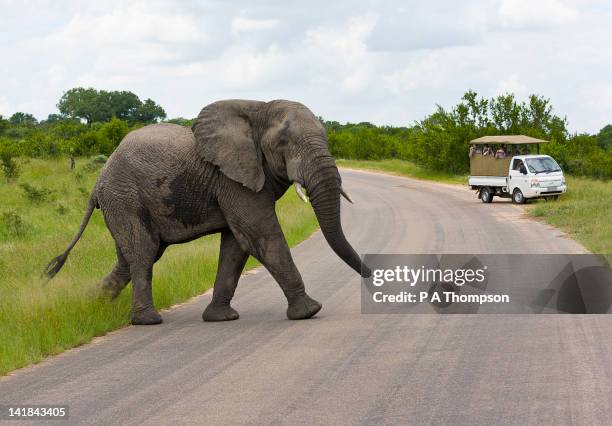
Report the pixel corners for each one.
[45,99,370,325]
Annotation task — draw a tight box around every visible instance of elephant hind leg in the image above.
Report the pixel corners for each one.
[100,244,131,299]
[104,212,162,325]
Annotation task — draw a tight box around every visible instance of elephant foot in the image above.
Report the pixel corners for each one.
[202,303,240,322]
[131,307,163,325]
[286,294,322,320]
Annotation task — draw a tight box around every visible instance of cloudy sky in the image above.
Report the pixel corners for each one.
[1,0,611,132]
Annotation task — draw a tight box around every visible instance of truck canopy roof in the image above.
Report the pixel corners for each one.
[469,135,550,145]
[514,154,552,159]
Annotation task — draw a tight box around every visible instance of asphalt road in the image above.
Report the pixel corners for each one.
[3,169,611,425]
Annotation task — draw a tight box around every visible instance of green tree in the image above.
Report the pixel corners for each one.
[73,128,103,155]
[132,98,166,123]
[58,87,166,125]
[57,87,101,124]
[108,90,141,121]
[44,113,64,123]
[166,117,193,127]
[9,112,38,126]
[0,115,8,134]
[99,118,129,154]
[597,124,612,150]
[490,93,521,133]
[46,118,88,141]
[20,132,61,157]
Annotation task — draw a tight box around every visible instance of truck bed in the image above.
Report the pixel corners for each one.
[468,176,507,187]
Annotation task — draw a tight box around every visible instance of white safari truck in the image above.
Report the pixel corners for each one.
[468,135,566,204]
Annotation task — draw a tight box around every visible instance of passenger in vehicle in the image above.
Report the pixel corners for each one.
[513,159,524,171]
[495,145,507,159]
[483,144,494,156]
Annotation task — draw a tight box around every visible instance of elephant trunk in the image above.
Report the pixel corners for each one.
[304,152,371,278]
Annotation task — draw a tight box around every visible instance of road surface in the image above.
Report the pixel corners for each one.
[3,169,611,425]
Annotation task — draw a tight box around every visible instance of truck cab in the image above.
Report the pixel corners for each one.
[506,155,566,203]
[467,135,567,204]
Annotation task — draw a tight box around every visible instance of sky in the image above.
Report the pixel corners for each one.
[0,0,611,133]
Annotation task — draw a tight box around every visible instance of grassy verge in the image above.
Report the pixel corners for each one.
[337,159,611,254]
[336,158,467,184]
[0,158,318,376]
[528,176,611,253]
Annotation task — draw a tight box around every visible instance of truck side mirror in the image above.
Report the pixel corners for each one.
[519,165,527,175]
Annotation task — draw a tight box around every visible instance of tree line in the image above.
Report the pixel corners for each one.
[0,88,192,160]
[0,88,610,180]
[325,91,612,180]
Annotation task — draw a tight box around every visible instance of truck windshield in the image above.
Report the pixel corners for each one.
[525,157,561,174]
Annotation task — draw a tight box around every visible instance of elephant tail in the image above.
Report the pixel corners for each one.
[44,193,97,280]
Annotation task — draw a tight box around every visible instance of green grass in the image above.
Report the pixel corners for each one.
[527,176,612,253]
[0,158,318,376]
[336,158,467,184]
[337,159,611,254]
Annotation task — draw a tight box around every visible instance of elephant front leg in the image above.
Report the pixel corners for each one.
[202,229,249,322]
[259,232,322,320]
[228,213,322,320]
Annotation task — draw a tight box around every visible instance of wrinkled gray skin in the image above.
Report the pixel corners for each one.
[46,100,370,325]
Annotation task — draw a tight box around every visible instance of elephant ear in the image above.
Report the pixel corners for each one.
[192,100,266,192]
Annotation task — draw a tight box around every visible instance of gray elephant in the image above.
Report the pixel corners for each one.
[45,100,370,325]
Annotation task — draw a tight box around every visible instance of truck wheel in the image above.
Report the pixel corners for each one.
[480,187,493,203]
[512,189,526,204]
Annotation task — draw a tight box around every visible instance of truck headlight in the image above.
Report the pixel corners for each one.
[530,179,540,188]
[561,177,566,185]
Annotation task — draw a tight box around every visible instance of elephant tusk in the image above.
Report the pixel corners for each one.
[340,187,354,204]
[295,182,308,203]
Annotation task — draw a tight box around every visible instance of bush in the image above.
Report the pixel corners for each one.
[99,118,129,154]
[20,183,53,203]
[165,117,194,127]
[19,131,67,157]
[91,154,108,164]
[0,149,20,181]
[83,154,108,172]
[1,211,28,238]
[56,204,69,215]
[72,128,103,156]
[78,186,89,198]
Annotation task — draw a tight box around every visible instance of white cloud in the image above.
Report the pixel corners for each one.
[0,96,11,118]
[383,45,484,95]
[495,74,529,98]
[498,0,578,29]
[305,15,377,93]
[0,0,611,132]
[576,83,612,132]
[231,17,278,36]
[47,3,205,46]
[22,2,206,76]
[177,44,287,88]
